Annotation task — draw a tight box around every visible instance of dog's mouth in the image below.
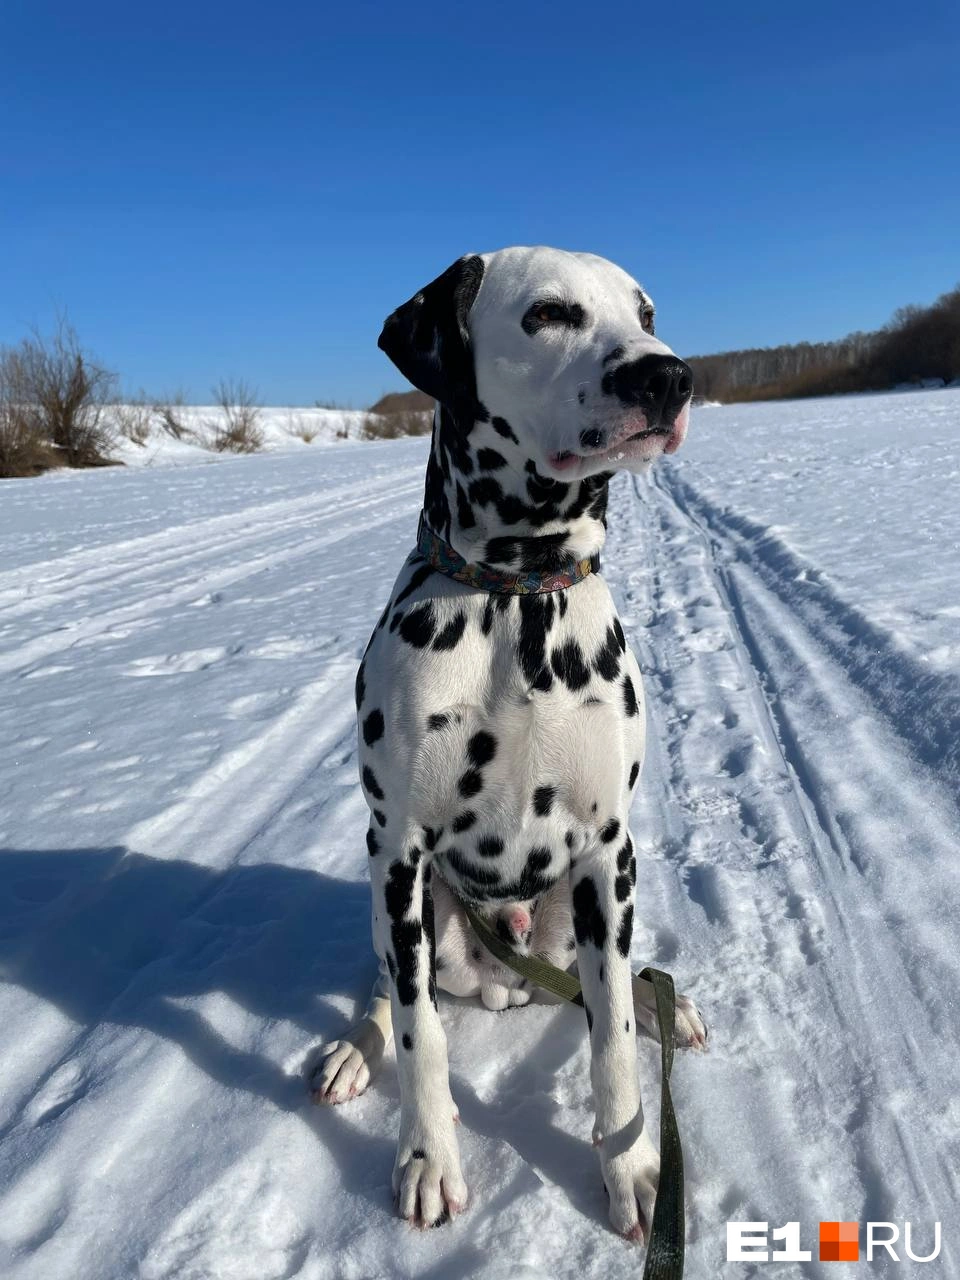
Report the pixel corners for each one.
[549,407,688,472]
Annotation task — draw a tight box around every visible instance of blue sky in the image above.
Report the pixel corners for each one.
[2,0,958,405]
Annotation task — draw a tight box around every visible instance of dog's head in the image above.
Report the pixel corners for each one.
[379,245,693,480]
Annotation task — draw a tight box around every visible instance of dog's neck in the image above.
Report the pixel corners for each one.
[422,405,611,574]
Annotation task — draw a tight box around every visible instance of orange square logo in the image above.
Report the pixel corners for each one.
[820,1221,859,1262]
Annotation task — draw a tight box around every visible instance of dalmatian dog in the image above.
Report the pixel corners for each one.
[311,246,706,1242]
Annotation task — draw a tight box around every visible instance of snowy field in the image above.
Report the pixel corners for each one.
[1,388,959,1279]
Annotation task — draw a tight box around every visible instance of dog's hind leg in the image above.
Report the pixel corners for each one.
[311,962,393,1104]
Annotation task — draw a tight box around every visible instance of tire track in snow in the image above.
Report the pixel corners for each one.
[0,466,421,612]
[0,475,420,674]
[603,468,959,1272]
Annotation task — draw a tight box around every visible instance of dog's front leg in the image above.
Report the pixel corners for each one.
[371,844,467,1227]
[571,839,659,1242]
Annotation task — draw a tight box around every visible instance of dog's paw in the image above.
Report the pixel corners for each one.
[631,975,708,1051]
[310,1020,386,1104]
[481,981,531,1011]
[393,1123,467,1228]
[600,1128,660,1243]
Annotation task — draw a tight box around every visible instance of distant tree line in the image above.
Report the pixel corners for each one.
[688,283,960,402]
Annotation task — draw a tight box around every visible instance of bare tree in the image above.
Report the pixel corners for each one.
[207,378,263,453]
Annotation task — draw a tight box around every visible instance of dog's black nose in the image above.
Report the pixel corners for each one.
[602,354,694,423]
[579,428,605,450]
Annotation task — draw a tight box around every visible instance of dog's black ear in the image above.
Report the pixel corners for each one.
[378,255,486,419]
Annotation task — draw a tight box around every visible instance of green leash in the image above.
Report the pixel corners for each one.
[463,906,684,1279]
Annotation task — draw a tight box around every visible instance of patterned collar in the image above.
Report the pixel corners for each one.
[416,513,600,595]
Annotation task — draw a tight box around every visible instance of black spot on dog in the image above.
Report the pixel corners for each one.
[373,809,387,828]
[428,713,448,731]
[446,848,501,887]
[625,1019,630,1034]
[456,482,476,530]
[613,617,626,652]
[532,666,554,693]
[558,591,568,618]
[615,874,632,902]
[366,829,379,856]
[411,1147,427,1160]
[471,947,482,962]
[593,626,621,681]
[491,416,519,443]
[458,769,483,798]
[572,875,607,949]
[400,603,436,648]
[598,963,604,984]
[362,765,384,801]
[469,476,503,510]
[496,916,517,946]
[355,660,366,711]
[551,640,590,690]
[363,708,384,746]
[433,611,467,651]
[385,860,422,1006]
[477,447,507,471]
[402,1032,413,1050]
[468,731,496,768]
[526,846,552,873]
[623,674,638,717]
[389,609,404,633]
[616,904,634,958]
[423,826,441,851]
[616,837,634,872]
[481,596,496,636]
[565,830,574,849]
[394,563,435,607]
[533,785,555,816]
[477,834,504,858]
[386,953,397,979]
[452,810,476,833]
[600,817,620,844]
[628,760,640,789]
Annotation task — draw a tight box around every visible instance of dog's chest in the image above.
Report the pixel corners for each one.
[358,558,646,904]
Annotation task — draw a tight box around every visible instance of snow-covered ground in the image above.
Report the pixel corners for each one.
[1,388,959,1279]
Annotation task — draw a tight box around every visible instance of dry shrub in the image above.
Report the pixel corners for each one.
[207,379,263,453]
[283,411,318,444]
[1,320,116,467]
[0,352,57,477]
[153,391,191,440]
[360,409,432,441]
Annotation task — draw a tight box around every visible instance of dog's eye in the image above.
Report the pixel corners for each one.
[522,301,585,334]
[536,303,567,324]
[640,307,655,335]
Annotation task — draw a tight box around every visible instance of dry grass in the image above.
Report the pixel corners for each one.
[153,391,192,441]
[207,379,264,453]
[283,411,319,444]
[112,395,153,446]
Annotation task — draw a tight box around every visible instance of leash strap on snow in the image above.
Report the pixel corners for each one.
[463,905,684,1279]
